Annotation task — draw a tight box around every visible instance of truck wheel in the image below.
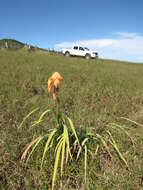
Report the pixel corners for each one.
[65,52,70,57]
[85,54,91,59]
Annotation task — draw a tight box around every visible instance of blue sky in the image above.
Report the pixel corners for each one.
[0,0,143,62]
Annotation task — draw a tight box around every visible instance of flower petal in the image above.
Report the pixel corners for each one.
[48,78,53,92]
[52,72,63,81]
[54,79,60,89]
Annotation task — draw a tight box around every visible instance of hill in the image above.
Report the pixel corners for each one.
[0,49,143,189]
[0,39,25,49]
[0,39,49,52]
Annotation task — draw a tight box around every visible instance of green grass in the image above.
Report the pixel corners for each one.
[0,48,143,189]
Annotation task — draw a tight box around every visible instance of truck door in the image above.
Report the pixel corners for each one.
[71,46,79,56]
[79,47,85,56]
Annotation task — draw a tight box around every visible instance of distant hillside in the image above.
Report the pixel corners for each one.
[0,39,25,49]
[0,39,48,52]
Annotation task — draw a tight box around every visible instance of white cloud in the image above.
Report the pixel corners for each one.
[55,32,143,62]
[114,32,138,39]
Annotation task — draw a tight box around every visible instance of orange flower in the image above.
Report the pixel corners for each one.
[48,72,63,99]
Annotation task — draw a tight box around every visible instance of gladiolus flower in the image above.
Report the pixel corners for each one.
[48,72,63,99]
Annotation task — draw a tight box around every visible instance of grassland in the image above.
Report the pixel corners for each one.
[0,48,143,189]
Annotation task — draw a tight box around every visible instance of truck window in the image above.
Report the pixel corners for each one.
[79,47,84,51]
[73,46,78,50]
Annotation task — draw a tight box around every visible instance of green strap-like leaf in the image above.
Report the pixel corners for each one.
[39,109,50,121]
[76,146,82,161]
[31,119,44,127]
[107,130,129,170]
[21,136,40,161]
[82,138,88,147]
[84,145,87,186]
[31,109,50,127]
[95,144,99,156]
[111,123,135,146]
[96,133,112,158]
[55,136,64,154]
[60,139,65,176]
[121,117,143,128]
[41,129,57,169]
[64,124,72,160]
[67,117,80,146]
[52,142,62,190]
[18,108,39,129]
[26,134,48,164]
[65,144,69,164]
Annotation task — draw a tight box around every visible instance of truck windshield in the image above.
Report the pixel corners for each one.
[73,46,78,50]
[84,47,89,51]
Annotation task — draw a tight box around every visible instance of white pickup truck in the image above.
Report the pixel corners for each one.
[62,46,98,59]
